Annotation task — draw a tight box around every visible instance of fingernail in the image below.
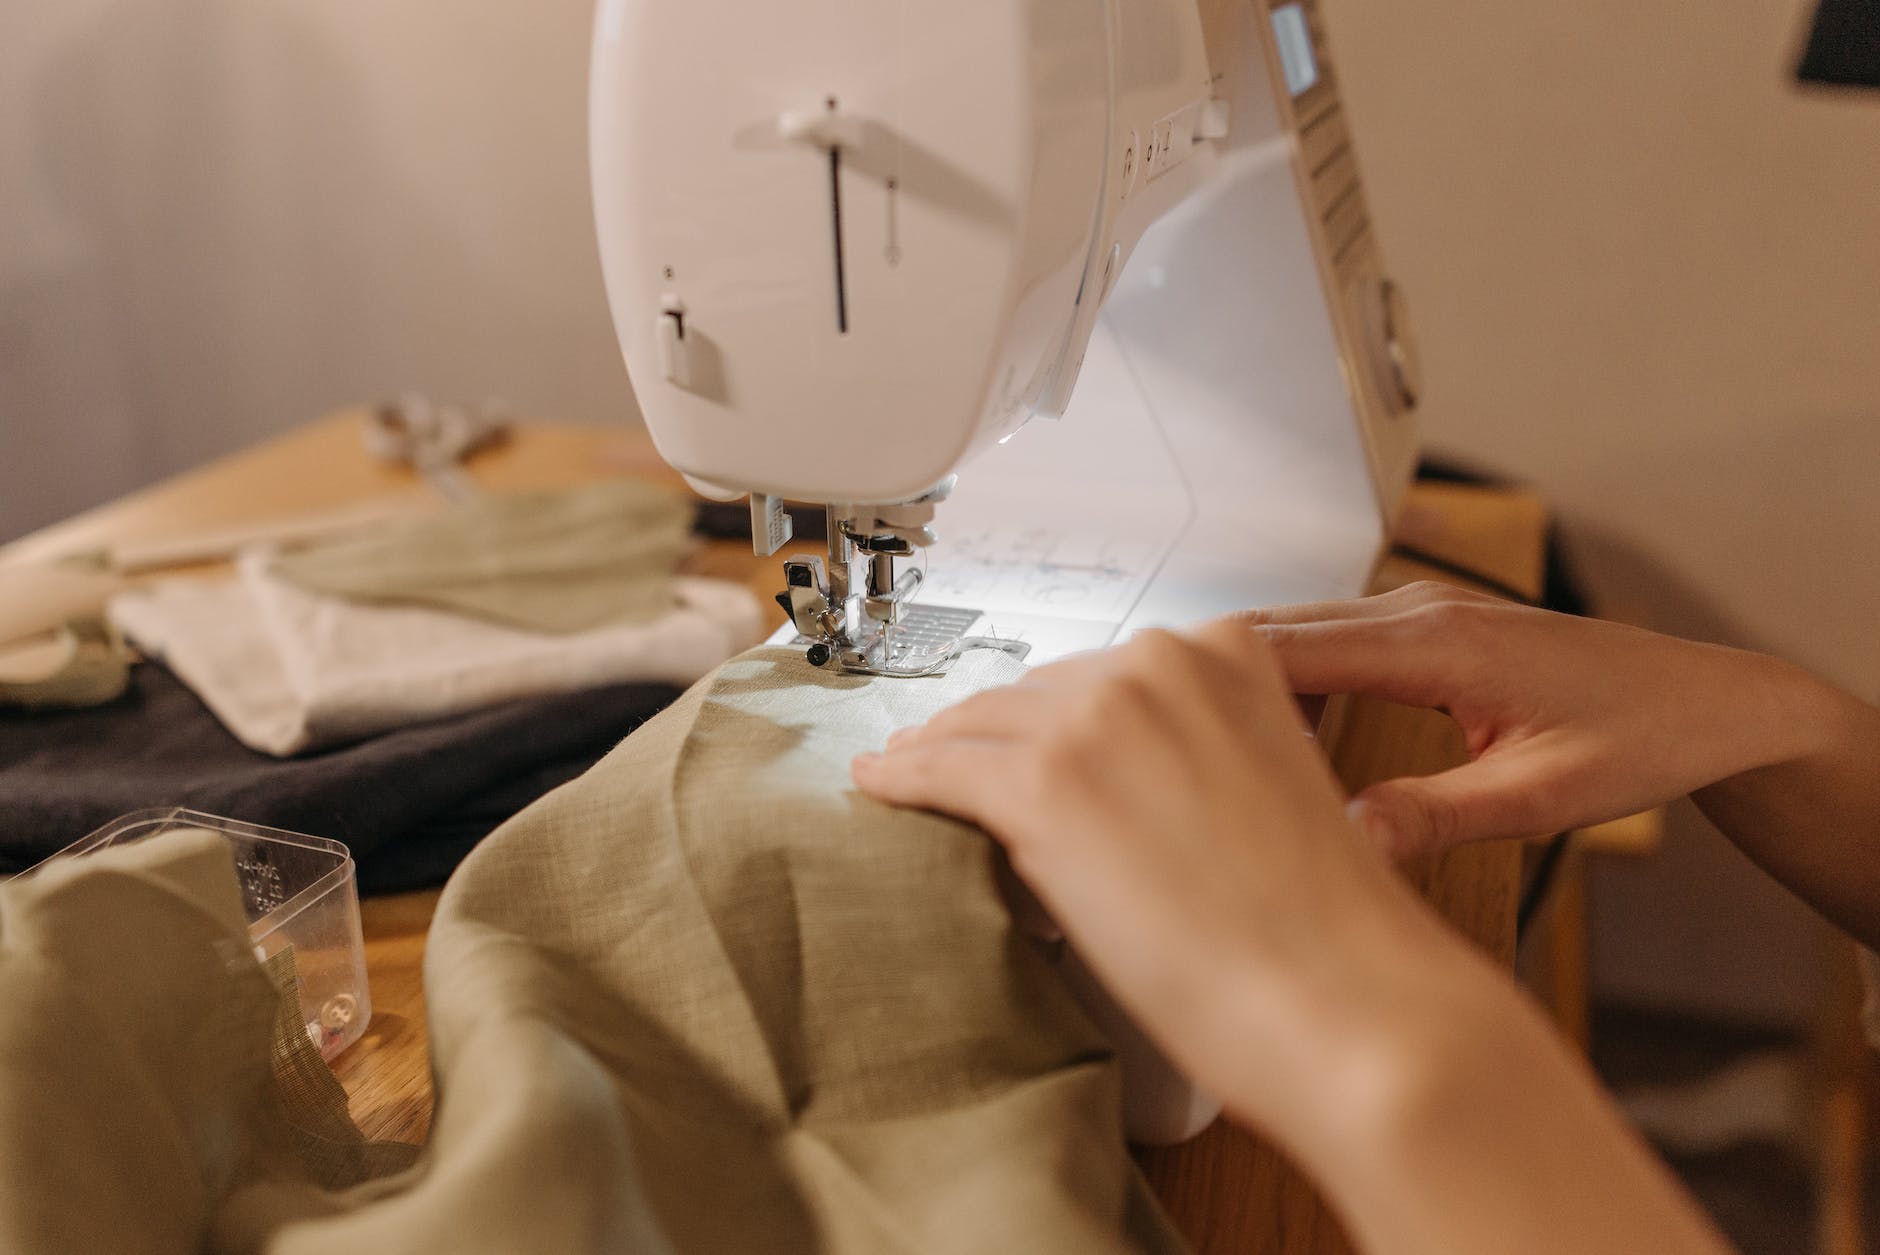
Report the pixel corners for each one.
[885,727,918,750]
[852,752,882,770]
[1346,798,1389,844]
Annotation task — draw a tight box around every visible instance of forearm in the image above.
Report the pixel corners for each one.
[1211,889,1731,1255]
[1694,669,1880,949]
[1327,971,1725,1254]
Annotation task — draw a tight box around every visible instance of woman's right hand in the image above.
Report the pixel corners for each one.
[857,601,1743,1255]
[1246,582,1832,857]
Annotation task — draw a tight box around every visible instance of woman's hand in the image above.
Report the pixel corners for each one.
[851,619,1449,1134]
[1245,582,1832,857]
[852,615,1735,1255]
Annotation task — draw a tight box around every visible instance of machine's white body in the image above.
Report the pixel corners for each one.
[920,10,1400,659]
[594,0,1220,507]
[593,0,1418,663]
[592,0,1421,1141]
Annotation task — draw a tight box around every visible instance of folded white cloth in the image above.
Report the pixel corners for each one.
[110,551,767,756]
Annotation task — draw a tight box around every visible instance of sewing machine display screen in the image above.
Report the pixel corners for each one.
[1271,4,1320,97]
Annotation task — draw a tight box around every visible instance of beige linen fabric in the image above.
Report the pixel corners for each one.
[267,480,696,634]
[0,617,133,709]
[0,645,1188,1254]
[110,558,764,755]
[404,643,1187,1254]
[0,830,415,1255]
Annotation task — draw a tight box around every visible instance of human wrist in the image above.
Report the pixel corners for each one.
[1250,917,1552,1217]
[1286,958,1725,1255]
[1774,660,1880,771]
[1704,647,1848,776]
[1200,862,1506,1156]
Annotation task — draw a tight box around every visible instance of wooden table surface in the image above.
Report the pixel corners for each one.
[4,410,1546,1255]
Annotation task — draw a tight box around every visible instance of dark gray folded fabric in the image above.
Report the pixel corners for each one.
[0,663,680,890]
[347,749,608,894]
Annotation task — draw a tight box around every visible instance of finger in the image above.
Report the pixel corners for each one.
[1252,615,1472,709]
[1349,746,1582,857]
[1195,612,1458,721]
[1235,597,1403,628]
[1235,581,1489,628]
[1195,606,1469,714]
[1008,646,1125,692]
[1180,619,1316,732]
[1137,628,1344,788]
[851,738,1018,832]
[887,683,1061,752]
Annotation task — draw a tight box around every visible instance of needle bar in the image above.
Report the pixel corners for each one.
[830,148,849,334]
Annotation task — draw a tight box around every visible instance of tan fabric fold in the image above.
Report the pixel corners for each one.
[394,642,1186,1255]
[267,480,696,634]
[0,831,413,1255]
[0,645,1190,1254]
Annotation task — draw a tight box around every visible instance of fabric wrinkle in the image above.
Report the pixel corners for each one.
[0,644,1192,1255]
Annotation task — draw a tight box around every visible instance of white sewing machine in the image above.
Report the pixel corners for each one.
[591,0,1420,677]
[591,0,1420,1141]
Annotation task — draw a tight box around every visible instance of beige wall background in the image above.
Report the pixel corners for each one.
[1,0,637,540]
[3,1,1875,1020]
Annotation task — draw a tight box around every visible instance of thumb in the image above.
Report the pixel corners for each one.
[1348,754,1560,857]
[1346,784,1465,859]
[1346,795,1412,857]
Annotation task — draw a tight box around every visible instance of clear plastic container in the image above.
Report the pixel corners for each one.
[36,807,371,1059]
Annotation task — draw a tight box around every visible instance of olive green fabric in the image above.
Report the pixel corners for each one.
[0,646,1188,1254]
[267,480,696,634]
